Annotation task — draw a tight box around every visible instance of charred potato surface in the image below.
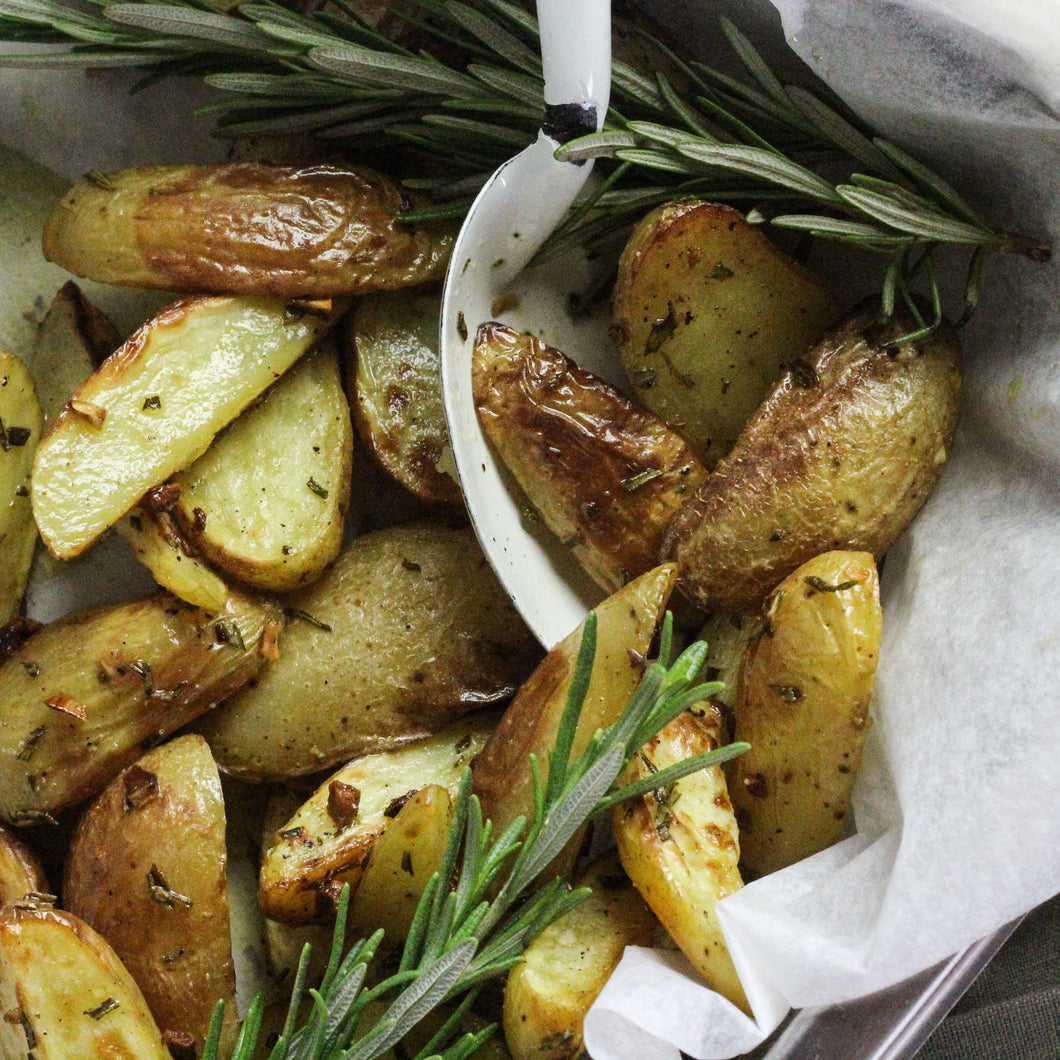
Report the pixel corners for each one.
[665,303,961,614]
[473,322,707,594]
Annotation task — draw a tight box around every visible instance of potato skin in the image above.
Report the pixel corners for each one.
[664,304,961,614]
[63,734,237,1055]
[0,589,281,822]
[198,523,541,780]
[613,199,837,467]
[43,163,455,298]
[730,551,881,876]
[473,322,707,593]
[347,290,461,505]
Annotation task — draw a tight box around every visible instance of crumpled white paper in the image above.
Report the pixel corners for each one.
[585,2,1060,1057]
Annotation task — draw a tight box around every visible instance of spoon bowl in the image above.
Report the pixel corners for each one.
[440,0,613,649]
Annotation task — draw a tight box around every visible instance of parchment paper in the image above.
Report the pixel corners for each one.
[2,3,1058,1058]
[584,1,1060,1057]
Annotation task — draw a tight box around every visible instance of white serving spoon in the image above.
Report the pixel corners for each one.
[440,0,613,650]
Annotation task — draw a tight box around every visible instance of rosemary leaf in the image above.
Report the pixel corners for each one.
[308,42,485,96]
[105,4,281,52]
[836,184,999,244]
[676,141,845,203]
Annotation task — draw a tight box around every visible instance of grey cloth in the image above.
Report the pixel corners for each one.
[915,894,1060,1060]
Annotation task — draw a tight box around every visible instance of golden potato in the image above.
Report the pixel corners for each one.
[664,303,961,614]
[0,824,48,906]
[473,322,707,594]
[172,338,353,591]
[63,734,238,1054]
[503,853,657,1060]
[612,199,837,466]
[259,714,492,924]
[198,523,539,781]
[0,350,41,625]
[0,905,171,1059]
[0,588,282,822]
[31,294,341,559]
[114,507,230,612]
[346,289,461,505]
[43,162,455,297]
[472,564,677,864]
[613,705,748,1013]
[349,782,454,943]
[730,551,881,876]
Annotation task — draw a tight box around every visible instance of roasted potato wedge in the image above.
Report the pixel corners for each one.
[259,791,336,988]
[0,351,42,625]
[0,588,282,822]
[31,293,341,559]
[198,523,539,781]
[665,303,962,614]
[346,289,460,505]
[43,162,455,297]
[63,734,238,1054]
[612,199,837,466]
[172,338,353,591]
[472,564,677,858]
[730,551,881,876]
[259,713,492,923]
[0,904,171,1059]
[613,705,748,1013]
[503,853,657,1060]
[114,507,230,611]
[31,281,119,427]
[0,823,47,906]
[349,782,453,942]
[473,323,707,593]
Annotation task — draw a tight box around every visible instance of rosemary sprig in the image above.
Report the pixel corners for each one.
[205,610,747,1060]
[0,0,1048,323]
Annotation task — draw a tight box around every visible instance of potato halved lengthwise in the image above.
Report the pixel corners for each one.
[346,289,461,505]
[471,563,678,863]
[172,338,353,592]
[664,303,962,615]
[0,589,282,824]
[730,551,882,877]
[42,162,455,298]
[613,704,750,1014]
[0,350,42,625]
[503,852,658,1060]
[473,322,707,594]
[198,523,540,781]
[63,734,238,1056]
[612,199,838,467]
[31,293,340,560]
[0,904,172,1059]
[259,713,493,924]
